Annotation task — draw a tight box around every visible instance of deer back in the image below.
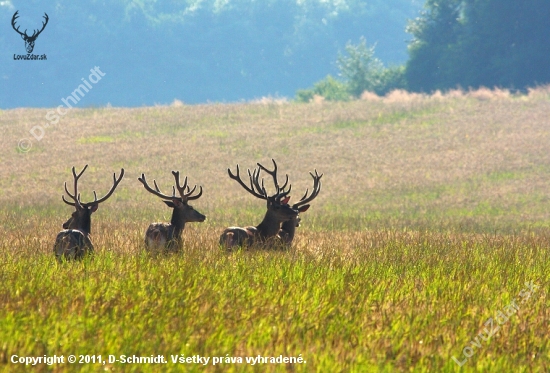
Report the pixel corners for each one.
[54,230,93,262]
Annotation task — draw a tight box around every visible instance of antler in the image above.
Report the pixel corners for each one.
[293,170,323,208]
[172,170,203,201]
[228,164,267,200]
[138,171,202,202]
[62,165,88,208]
[62,165,125,207]
[256,159,291,202]
[11,11,25,37]
[82,168,125,207]
[11,11,48,39]
[30,13,49,40]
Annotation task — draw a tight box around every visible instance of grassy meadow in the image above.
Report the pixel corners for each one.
[0,88,549,372]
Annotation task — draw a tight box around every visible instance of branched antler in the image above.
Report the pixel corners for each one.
[255,159,291,202]
[139,171,202,202]
[62,165,125,208]
[11,11,48,39]
[227,164,267,200]
[293,170,323,208]
[11,11,25,37]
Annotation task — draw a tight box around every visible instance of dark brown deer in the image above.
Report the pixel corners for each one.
[11,11,49,53]
[54,165,125,262]
[219,159,298,249]
[279,170,323,245]
[138,171,205,253]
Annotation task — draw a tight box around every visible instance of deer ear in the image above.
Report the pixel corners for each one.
[90,204,99,213]
[298,205,310,212]
[281,196,290,204]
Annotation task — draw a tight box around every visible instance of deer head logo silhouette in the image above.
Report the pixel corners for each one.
[11,11,49,54]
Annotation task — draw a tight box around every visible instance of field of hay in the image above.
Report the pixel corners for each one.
[0,88,549,372]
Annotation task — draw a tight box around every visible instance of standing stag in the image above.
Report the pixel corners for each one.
[54,165,125,262]
[220,159,298,249]
[279,170,322,245]
[138,171,205,253]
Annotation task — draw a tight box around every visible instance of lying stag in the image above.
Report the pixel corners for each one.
[220,159,298,249]
[138,171,205,253]
[54,165,125,262]
[279,170,323,245]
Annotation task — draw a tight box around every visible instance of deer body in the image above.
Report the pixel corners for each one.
[54,230,93,261]
[54,165,124,262]
[145,223,175,250]
[139,171,205,253]
[220,159,298,249]
[219,227,253,248]
[220,209,291,248]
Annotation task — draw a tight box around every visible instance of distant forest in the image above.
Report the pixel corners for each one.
[298,0,550,101]
[405,0,550,93]
[0,0,422,108]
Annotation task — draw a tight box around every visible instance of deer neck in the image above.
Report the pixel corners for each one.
[73,214,92,236]
[170,209,186,239]
[255,212,282,239]
[280,218,297,241]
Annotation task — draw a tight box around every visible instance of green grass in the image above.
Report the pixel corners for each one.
[0,225,548,372]
[77,135,115,144]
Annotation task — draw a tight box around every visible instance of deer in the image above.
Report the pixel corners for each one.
[54,165,125,262]
[138,170,206,253]
[11,11,49,54]
[219,159,298,249]
[278,170,323,245]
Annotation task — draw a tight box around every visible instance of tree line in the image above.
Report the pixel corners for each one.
[299,0,550,100]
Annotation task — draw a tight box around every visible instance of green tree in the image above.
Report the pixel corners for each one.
[296,75,350,102]
[296,38,407,101]
[337,37,384,96]
[406,0,550,92]
[405,0,463,92]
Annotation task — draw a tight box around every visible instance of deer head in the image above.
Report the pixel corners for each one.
[228,159,297,224]
[61,165,125,235]
[11,11,49,54]
[138,171,206,226]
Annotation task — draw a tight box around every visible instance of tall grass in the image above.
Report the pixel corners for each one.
[0,221,548,372]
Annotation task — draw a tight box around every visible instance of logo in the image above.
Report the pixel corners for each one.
[11,10,48,54]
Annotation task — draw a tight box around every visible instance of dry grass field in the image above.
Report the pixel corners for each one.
[0,88,549,372]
